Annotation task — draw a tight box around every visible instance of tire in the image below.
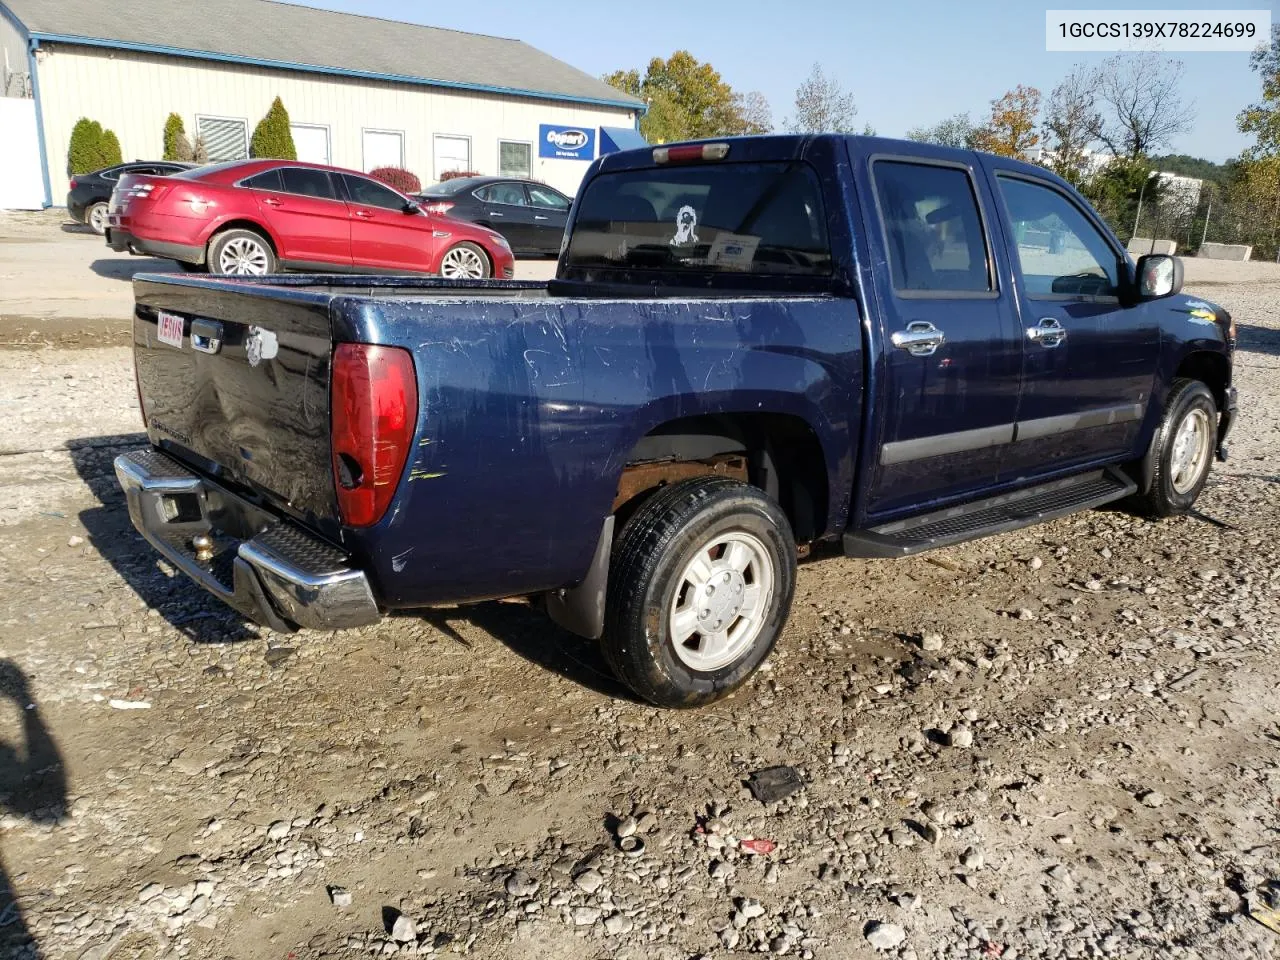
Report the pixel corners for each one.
[438,241,491,280]
[208,228,276,276]
[1132,378,1217,517]
[86,202,109,236]
[603,476,797,708]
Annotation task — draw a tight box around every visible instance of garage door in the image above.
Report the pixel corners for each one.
[362,130,403,172]
[291,124,330,165]
[433,135,471,180]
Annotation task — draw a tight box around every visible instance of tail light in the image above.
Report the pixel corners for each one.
[69,177,78,189]
[653,143,730,164]
[423,201,454,215]
[127,182,171,202]
[330,344,418,528]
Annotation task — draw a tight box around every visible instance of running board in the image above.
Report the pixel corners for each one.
[843,468,1137,559]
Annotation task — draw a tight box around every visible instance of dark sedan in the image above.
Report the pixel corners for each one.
[68,161,194,234]
[416,177,571,257]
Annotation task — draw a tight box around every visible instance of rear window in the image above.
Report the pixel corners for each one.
[420,177,483,197]
[563,161,832,277]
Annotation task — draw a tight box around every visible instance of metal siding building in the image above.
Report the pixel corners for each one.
[0,0,642,207]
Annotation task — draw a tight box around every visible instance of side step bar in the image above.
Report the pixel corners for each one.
[843,468,1137,559]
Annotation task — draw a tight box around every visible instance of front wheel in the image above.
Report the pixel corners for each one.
[438,242,490,279]
[603,477,797,708]
[208,228,276,276]
[1132,378,1217,517]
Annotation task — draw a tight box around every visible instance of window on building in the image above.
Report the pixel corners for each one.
[342,174,409,210]
[872,161,992,294]
[279,167,339,200]
[498,140,532,179]
[291,124,331,166]
[362,129,404,172]
[433,135,471,181]
[196,116,249,163]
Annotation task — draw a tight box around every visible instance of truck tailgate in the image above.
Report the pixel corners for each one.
[131,275,338,527]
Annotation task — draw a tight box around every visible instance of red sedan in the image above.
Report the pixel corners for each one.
[106,159,515,279]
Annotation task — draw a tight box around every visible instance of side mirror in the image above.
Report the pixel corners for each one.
[1135,254,1183,299]
[403,201,420,215]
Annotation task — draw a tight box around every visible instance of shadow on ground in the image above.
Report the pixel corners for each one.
[416,602,636,702]
[0,660,66,959]
[89,258,180,282]
[59,222,94,236]
[68,434,257,644]
[1237,323,1280,358]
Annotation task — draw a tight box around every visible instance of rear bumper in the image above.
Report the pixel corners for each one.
[105,227,205,263]
[114,448,380,631]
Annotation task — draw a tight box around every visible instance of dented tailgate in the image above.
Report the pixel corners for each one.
[131,275,339,529]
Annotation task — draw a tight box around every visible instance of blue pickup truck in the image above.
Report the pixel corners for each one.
[115,134,1237,707]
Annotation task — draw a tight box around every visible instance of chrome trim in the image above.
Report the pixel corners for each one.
[1027,317,1067,347]
[890,320,946,357]
[190,318,223,355]
[113,449,380,632]
[881,423,1015,465]
[1014,403,1144,442]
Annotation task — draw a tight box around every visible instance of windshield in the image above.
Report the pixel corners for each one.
[563,161,832,277]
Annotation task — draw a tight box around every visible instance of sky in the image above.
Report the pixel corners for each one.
[285,0,1272,162]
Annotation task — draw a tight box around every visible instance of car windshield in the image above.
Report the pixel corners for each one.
[563,160,832,277]
[420,177,486,197]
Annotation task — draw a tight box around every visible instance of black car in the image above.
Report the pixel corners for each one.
[416,177,571,257]
[68,161,194,235]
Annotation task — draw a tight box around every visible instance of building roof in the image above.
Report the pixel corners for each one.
[1,0,643,110]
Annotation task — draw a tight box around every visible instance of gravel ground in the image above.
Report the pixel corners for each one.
[0,267,1277,960]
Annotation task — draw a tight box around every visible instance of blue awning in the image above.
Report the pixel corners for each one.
[599,126,648,155]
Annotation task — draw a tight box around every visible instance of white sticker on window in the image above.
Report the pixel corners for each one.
[670,205,699,246]
[706,233,761,269]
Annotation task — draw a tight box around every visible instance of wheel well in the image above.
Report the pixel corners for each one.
[615,414,829,543]
[1174,351,1230,411]
[209,220,277,255]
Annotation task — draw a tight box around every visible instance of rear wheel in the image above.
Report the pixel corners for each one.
[603,477,796,708]
[87,202,109,236]
[438,242,490,280]
[1132,378,1217,517]
[209,229,276,276]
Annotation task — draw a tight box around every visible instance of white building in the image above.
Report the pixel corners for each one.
[0,0,645,209]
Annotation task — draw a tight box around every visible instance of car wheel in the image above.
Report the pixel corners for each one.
[209,229,276,276]
[438,242,490,280]
[87,202,109,236]
[1132,378,1217,517]
[602,476,797,708]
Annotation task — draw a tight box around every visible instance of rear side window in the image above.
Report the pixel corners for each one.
[242,169,283,191]
[563,161,832,277]
[342,174,406,210]
[873,161,991,295]
[280,167,339,200]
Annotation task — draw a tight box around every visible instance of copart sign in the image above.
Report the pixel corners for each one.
[539,125,596,160]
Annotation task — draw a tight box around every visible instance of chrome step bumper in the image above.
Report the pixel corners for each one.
[114,448,380,631]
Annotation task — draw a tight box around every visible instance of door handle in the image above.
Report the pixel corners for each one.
[1027,317,1067,348]
[262,197,282,207]
[534,215,550,221]
[353,209,374,219]
[487,210,504,217]
[890,320,945,357]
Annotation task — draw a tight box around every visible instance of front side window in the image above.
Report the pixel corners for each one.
[563,161,832,277]
[873,161,992,294]
[279,167,339,201]
[528,186,570,210]
[998,176,1120,297]
[342,174,406,210]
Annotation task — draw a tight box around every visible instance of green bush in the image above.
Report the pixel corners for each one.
[250,97,297,160]
[163,113,187,161]
[67,117,123,174]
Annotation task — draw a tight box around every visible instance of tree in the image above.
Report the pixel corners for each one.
[787,63,858,133]
[739,90,774,134]
[250,96,297,160]
[904,113,977,149]
[1237,24,1280,159]
[1040,66,1100,185]
[163,113,187,161]
[1093,54,1192,159]
[604,52,765,143]
[971,85,1041,160]
[1080,156,1163,240]
[67,118,123,174]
